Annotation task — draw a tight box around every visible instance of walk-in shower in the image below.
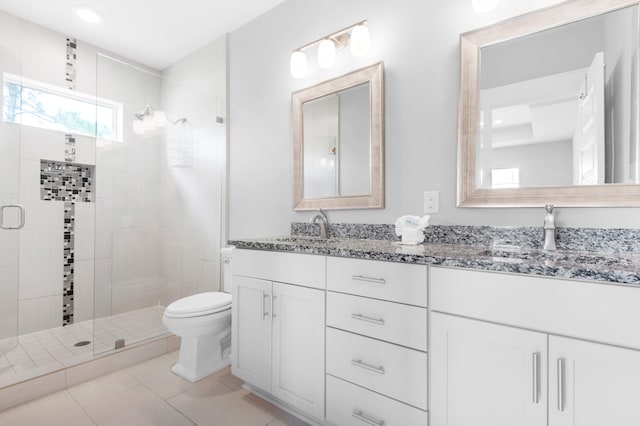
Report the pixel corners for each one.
[0,17,226,388]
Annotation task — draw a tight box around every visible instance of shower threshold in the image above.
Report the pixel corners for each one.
[0,305,176,411]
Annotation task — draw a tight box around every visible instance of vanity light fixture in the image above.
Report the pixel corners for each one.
[317,39,336,69]
[472,0,499,13]
[289,20,370,78]
[132,105,185,136]
[350,24,370,57]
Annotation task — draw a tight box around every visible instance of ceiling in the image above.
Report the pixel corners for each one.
[0,0,287,70]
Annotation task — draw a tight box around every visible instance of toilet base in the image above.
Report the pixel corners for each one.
[171,328,231,383]
[171,357,230,383]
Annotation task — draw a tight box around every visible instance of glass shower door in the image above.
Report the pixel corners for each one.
[0,47,22,355]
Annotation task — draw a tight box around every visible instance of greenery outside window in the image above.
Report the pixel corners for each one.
[2,72,123,141]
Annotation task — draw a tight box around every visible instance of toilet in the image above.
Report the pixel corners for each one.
[162,247,234,382]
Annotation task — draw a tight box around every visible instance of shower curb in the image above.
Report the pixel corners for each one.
[0,333,179,412]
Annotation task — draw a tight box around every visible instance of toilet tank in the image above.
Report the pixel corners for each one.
[220,246,234,293]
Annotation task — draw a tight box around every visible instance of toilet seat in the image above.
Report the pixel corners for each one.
[165,292,231,318]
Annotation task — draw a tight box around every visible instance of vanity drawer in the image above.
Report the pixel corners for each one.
[430,267,640,350]
[327,257,427,307]
[326,327,428,410]
[327,291,427,351]
[233,249,325,289]
[326,374,428,426]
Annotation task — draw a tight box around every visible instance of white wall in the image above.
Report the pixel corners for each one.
[228,0,640,239]
[492,141,573,187]
[480,16,604,89]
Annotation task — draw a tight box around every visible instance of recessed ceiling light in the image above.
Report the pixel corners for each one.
[76,7,102,23]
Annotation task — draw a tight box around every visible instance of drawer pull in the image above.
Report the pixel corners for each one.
[352,409,385,426]
[351,313,385,326]
[351,359,385,375]
[351,275,386,284]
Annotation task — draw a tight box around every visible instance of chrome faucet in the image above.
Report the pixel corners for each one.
[311,209,329,239]
[543,204,557,251]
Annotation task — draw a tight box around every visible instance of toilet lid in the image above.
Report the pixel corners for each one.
[165,292,232,316]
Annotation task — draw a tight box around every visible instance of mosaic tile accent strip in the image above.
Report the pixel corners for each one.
[63,202,75,325]
[65,37,77,90]
[40,160,95,326]
[64,133,76,162]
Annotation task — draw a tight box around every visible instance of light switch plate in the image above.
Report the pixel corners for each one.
[424,191,439,213]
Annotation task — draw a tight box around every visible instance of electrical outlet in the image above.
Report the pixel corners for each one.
[424,191,439,213]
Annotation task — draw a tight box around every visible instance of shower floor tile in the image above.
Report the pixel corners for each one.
[0,305,168,388]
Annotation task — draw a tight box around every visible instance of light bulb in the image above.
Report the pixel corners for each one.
[290,51,307,79]
[154,110,167,127]
[350,24,370,57]
[143,115,156,132]
[472,0,499,13]
[317,39,336,69]
[132,119,144,135]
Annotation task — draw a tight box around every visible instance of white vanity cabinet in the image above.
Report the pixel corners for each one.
[231,249,326,420]
[548,335,640,426]
[431,312,548,426]
[325,257,429,426]
[430,267,640,426]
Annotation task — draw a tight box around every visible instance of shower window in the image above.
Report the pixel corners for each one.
[2,72,123,141]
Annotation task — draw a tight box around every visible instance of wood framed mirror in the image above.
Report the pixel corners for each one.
[292,62,384,210]
[458,0,640,207]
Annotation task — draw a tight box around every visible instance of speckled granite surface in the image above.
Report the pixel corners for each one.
[291,223,640,254]
[229,224,640,286]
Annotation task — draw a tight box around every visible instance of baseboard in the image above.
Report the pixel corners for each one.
[243,383,325,426]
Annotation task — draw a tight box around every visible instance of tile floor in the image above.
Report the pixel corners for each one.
[0,351,310,426]
[0,306,168,388]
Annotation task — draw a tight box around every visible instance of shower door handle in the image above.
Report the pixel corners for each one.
[0,204,25,230]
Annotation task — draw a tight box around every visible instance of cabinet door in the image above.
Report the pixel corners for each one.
[431,313,547,426]
[549,335,640,426]
[232,275,272,391]
[271,282,325,419]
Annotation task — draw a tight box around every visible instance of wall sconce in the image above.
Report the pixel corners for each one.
[472,0,499,13]
[132,105,186,135]
[290,20,370,79]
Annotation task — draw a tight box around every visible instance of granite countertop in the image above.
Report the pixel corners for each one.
[228,235,640,286]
